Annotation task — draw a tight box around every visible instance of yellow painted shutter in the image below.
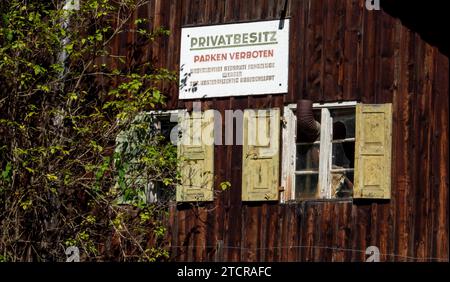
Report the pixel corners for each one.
[242,108,280,201]
[354,103,392,199]
[177,110,214,202]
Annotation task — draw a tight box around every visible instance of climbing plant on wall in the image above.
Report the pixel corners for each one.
[0,0,178,261]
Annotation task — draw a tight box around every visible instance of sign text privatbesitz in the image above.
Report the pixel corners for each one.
[179,20,290,99]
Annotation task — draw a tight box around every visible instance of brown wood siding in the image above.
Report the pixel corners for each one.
[115,0,449,261]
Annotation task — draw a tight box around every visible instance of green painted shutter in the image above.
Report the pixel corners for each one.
[177,110,214,202]
[354,103,392,199]
[242,108,280,201]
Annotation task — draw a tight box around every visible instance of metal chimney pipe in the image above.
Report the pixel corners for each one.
[296,99,320,142]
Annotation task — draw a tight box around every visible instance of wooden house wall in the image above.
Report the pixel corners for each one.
[111,0,449,261]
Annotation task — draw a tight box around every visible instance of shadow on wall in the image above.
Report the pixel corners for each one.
[382,0,449,57]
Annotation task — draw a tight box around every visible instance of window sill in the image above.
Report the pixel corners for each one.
[281,198,353,205]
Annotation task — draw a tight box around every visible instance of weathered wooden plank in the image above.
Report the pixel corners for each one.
[194,207,208,261]
[424,46,436,261]
[227,96,247,261]
[335,203,348,262]
[305,0,324,101]
[313,203,329,261]
[186,208,194,261]
[303,203,315,261]
[265,203,278,261]
[286,0,303,103]
[360,6,376,103]
[213,99,229,261]
[394,25,414,262]
[434,52,449,261]
[177,206,186,261]
[168,205,178,260]
[323,0,345,102]
[135,0,450,263]
[412,36,428,261]
[342,0,363,102]
[342,203,353,261]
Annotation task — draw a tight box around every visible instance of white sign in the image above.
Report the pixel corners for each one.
[179,20,290,99]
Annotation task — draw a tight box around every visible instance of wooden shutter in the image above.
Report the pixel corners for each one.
[242,108,280,201]
[177,110,214,202]
[354,103,392,199]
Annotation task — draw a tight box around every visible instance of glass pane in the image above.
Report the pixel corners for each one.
[295,173,319,199]
[160,119,178,144]
[155,182,176,203]
[331,171,354,198]
[332,142,355,169]
[296,144,320,171]
[331,108,355,140]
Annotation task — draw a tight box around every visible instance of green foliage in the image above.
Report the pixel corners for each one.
[114,112,178,208]
[1,162,12,182]
[0,0,177,262]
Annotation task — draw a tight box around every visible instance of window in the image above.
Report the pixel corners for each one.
[329,108,355,198]
[283,102,393,202]
[114,110,179,204]
[149,111,179,203]
[282,102,357,201]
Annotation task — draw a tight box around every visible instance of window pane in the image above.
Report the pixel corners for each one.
[154,182,176,203]
[331,108,355,140]
[296,144,320,171]
[295,173,319,199]
[332,142,355,169]
[159,118,178,144]
[331,171,354,198]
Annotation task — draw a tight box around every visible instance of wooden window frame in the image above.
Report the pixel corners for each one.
[115,110,180,205]
[148,109,180,203]
[281,102,357,203]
